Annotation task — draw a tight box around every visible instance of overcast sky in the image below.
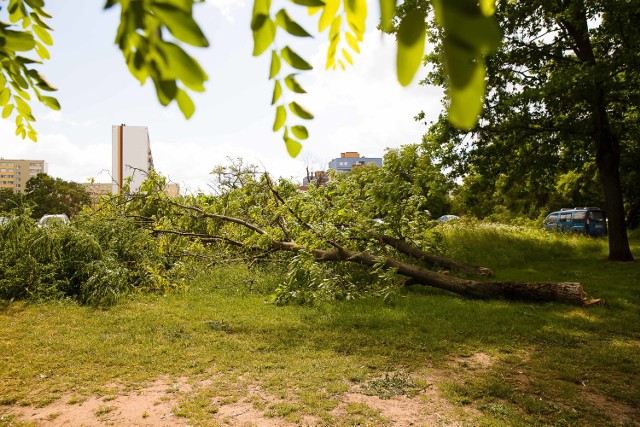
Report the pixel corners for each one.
[0,0,443,193]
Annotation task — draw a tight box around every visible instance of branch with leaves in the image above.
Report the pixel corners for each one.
[1,0,501,154]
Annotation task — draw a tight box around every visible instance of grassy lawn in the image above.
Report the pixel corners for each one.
[1,227,639,426]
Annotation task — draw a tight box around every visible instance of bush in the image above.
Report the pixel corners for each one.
[0,208,194,306]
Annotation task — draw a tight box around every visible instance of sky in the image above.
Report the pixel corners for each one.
[0,0,444,193]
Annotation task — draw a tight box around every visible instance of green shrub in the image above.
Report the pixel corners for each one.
[0,208,195,306]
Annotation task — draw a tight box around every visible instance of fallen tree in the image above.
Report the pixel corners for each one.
[131,160,601,306]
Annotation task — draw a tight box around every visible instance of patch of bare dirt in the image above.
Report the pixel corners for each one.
[580,390,640,426]
[2,371,480,426]
[4,378,192,427]
[335,390,468,427]
[213,401,292,426]
[450,352,493,370]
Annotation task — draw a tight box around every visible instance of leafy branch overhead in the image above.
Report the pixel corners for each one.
[252,0,500,156]
[0,0,58,142]
[0,0,500,152]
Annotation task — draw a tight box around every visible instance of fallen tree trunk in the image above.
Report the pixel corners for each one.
[377,234,494,277]
[274,241,600,306]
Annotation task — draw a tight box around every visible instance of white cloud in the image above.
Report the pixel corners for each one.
[204,0,246,23]
[43,111,93,127]
[0,121,110,183]
[151,139,307,193]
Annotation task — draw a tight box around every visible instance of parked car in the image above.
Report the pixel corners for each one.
[543,207,607,236]
[437,215,460,222]
[38,214,70,228]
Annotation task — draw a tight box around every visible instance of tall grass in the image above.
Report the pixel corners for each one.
[434,220,607,269]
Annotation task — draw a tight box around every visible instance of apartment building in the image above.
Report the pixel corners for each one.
[81,181,180,206]
[0,158,48,193]
[112,124,154,194]
[328,152,382,173]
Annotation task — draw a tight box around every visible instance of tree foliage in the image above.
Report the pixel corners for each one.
[1,0,500,154]
[420,0,638,261]
[23,172,91,218]
[0,205,192,305]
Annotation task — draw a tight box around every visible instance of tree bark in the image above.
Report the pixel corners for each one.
[275,241,599,306]
[562,0,634,262]
[377,234,494,277]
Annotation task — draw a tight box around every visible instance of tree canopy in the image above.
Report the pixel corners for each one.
[24,172,90,218]
[419,0,638,261]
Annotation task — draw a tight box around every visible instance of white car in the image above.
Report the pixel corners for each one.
[38,214,71,227]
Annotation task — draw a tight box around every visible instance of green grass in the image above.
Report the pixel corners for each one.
[1,226,639,426]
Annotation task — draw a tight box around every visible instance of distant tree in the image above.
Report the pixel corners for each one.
[421,0,638,261]
[24,173,90,219]
[0,188,24,213]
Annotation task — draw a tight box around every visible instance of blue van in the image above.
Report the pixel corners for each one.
[543,207,607,237]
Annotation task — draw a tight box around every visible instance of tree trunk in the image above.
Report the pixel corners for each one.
[377,235,494,277]
[276,242,600,306]
[561,0,634,262]
[593,88,634,262]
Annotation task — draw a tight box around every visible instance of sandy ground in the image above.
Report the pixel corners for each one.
[3,352,637,426]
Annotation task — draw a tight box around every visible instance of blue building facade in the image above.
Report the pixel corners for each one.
[328,152,383,173]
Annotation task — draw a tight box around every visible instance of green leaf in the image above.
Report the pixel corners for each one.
[291,125,308,140]
[2,104,14,119]
[252,18,276,56]
[432,0,501,54]
[269,50,281,79]
[284,74,306,93]
[281,46,312,70]
[157,42,208,91]
[271,80,282,105]
[25,0,46,8]
[479,0,496,16]
[289,0,325,6]
[318,0,339,32]
[289,101,314,120]
[285,136,303,158]
[30,12,53,30]
[32,25,53,46]
[379,0,396,32]
[275,9,312,37]
[345,0,367,36]
[443,38,478,89]
[448,59,485,130]
[346,32,360,53]
[151,2,209,47]
[40,95,60,110]
[274,105,286,131]
[251,0,271,30]
[34,41,50,60]
[14,97,32,117]
[329,15,341,41]
[153,79,178,106]
[2,30,36,51]
[342,48,353,65]
[175,88,195,119]
[0,88,10,106]
[396,9,426,86]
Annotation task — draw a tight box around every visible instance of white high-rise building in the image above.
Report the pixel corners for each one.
[111,125,154,194]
